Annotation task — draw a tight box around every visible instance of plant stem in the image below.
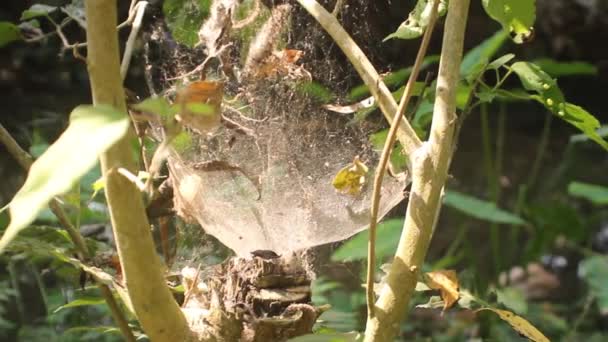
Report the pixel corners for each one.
[364,0,470,340]
[84,0,191,340]
[296,0,422,157]
[365,0,440,319]
[527,113,553,191]
[0,123,136,342]
[480,104,501,274]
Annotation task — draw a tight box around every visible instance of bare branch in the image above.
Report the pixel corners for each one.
[296,0,422,157]
[365,0,440,319]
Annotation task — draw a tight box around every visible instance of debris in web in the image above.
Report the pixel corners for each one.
[144,0,411,257]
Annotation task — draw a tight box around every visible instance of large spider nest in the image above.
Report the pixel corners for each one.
[143,0,408,258]
[139,0,409,339]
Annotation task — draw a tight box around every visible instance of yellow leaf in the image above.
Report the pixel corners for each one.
[424,270,459,311]
[476,307,550,342]
[332,156,369,196]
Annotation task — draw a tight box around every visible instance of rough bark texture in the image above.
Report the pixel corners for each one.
[364,0,471,341]
[84,1,191,341]
[182,253,320,341]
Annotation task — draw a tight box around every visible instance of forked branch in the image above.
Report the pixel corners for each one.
[364,0,471,341]
[365,0,440,319]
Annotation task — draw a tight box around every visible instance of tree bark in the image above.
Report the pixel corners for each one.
[363,0,471,341]
[84,1,191,340]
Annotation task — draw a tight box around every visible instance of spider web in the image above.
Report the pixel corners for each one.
[145,0,409,257]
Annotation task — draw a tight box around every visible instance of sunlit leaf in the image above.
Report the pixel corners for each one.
[579,256,608,314]
[0,22,22,48]
[488,53,515,70]
[510,62,608,150]
[53,297,106,313]
[0,105,129,253]
[163,0,211,47]
[384,0,447,41]
[482,0,536,44]
[331,219,403,262]
[476,307,550,342]
[332,156,369,196]
[444,190,527,225]
[561,103,608,151]
[568,182,608,206]
[424,270,459,311]
[21,4,57,20]
[460,30,508,82]
[132,96,176,118]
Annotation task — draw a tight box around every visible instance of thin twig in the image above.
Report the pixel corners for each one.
[365,0,440,318]
[296,0,422,157]
[232,0,260,29]
[167,43,233,81]
[181,264,202,308]
[0,123,136,342]
[121,1,148,81]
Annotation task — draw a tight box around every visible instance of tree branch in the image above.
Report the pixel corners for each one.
[84,0,191,340]
[296,0,422,157]
[365,0,440,319]
[364,0,471,340]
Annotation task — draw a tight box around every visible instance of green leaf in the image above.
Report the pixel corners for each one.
[21,4,58,21]
[369,130,408,172]
[331,219,404,262]
[298,81,335,103]
[488,53,515,70]
[561,103,608,151]
[482,0,536,44]
[163,0,211,47]
[444,190,527,225]
[570,126,608,143]
[0,22,22,48]
[132,96,177,118]
[347,55,439,101]
[568,182,608,206]
[532,58,598,77]
[496,287,528,314]
[460,30,509,82]
[511,61,560,94]
[53,297,106,313]
[579,256,608,313]
[0,105,130,253]
[510,62,608,150]
[384,0,447,41]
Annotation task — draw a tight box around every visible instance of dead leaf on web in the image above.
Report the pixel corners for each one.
[476,307,550,342]
[424,270,460,311]
[176,80,223,134]
[255,49,310,80]
[332,156,369,196]
[323,96,375,114]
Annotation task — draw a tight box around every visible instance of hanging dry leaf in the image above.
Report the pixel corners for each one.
[324,96,376,114]
[424,270,460,311]
[176,80,223,134]
[476,307,550,342]
[332,156,369,196]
